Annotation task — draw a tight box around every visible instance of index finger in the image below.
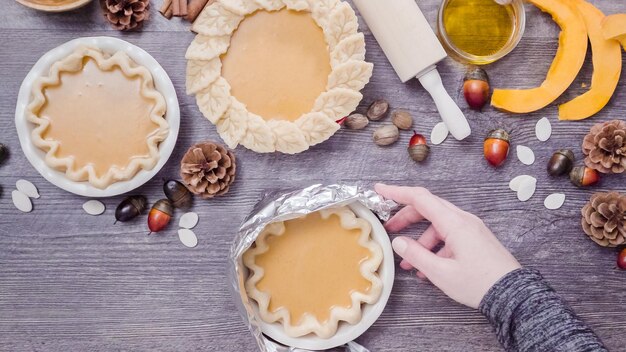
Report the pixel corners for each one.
[375,184,465,236]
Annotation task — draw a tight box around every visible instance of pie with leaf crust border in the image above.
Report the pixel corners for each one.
[243,206,383,338]
[186,0,373,154]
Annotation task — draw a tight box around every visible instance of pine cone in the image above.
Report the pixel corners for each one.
[100,0,150,31]
[582,119,626,174]
[180,141,236,199]
[581,192,626,247]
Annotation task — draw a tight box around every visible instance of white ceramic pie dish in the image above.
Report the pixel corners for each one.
[250,201,395,351]
[16,0,92,12]
[15,36,180,198]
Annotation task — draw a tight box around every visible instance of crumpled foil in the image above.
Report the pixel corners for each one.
[228,184,396,352]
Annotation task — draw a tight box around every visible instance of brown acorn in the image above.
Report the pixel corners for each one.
[463,67,490,111]
[163,180,192,209]
[408,131,430,162]
[484,129,510,167]
[148,199,174,234]
[115,195,147,223]
[547,149,575,177]
[569,166,600,187]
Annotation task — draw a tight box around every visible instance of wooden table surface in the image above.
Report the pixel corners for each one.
[1,0,625,351]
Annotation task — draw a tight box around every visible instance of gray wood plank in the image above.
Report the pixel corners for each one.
[1,0,626,351]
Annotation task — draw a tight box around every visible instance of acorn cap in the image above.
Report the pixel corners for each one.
[464,66,489,83]
[151,199,173,216]
[485,129,510,143]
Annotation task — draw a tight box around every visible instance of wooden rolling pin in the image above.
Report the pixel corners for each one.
[352,0,471,140]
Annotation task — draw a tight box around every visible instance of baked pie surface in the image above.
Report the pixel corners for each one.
[27,46,169,189]
[186,0,373,154]
[243,206,383,338]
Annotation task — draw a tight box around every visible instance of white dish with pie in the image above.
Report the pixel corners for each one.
[242,202,394,350]
[186,0,373,154]
[15,36,180,197]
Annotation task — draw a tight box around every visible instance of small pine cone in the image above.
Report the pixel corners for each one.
[582,119,626,174]
[180,141,237,199]
[100,0,150,31]
[581,192,626,247]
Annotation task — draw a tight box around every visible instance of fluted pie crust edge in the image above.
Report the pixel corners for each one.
[242,206,384,338]
[26,46,169,189]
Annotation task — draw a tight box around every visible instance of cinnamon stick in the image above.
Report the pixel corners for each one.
[186,0,212,23]
[172,0,181,16]
[159,0,173,19]
[179,0,188,16]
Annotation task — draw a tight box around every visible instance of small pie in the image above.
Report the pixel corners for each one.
[186,0,373,154]
[243,206,383,338]
[27,46,169,189]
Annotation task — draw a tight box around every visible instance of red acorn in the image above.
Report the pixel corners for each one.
[618,248,626,270]
[408,131,430,162]
[148,199,173,234]
[463,67,490,111]
[569,166,600,187]
[484,129,510,167]
[336,116,347,126]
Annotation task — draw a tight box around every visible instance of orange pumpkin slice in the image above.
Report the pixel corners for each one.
[491,0,588,114]
[558,0,622,121]
[601,14,626,50]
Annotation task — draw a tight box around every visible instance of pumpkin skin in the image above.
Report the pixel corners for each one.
[558,0,622,121]
[491,0,588,114]
[601,14,626,50]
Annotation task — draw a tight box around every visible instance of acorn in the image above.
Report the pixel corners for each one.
[408,131,429,162]
[463,67,490,111]
[163,180,192,209]
[115,195,147,223]
[148,199,174,234]
[484,129,510,167]
[618,248,626,270]
[547,149,574,176]
[367,99,389,121]
[0,143,8,165]
[335,116,347,126]
[569,166,600,187]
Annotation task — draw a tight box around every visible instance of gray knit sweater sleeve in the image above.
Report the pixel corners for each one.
[478,268,607,352]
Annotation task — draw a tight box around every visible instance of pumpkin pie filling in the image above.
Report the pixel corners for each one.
[221,8,331,122]
[250,210,376,325]
[37,57,162,177]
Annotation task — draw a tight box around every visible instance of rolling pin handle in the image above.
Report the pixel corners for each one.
[418,69,472,141]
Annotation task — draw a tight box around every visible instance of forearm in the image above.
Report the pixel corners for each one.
[479,268,607,352]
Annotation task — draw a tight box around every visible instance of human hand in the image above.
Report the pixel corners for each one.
[375,184,521,309]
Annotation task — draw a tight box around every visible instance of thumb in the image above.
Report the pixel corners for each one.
[392,237,448,277]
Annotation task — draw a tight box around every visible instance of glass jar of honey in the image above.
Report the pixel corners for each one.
[437,0,526,65]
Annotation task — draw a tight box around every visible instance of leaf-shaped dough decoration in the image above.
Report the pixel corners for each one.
[196,77,232,124]
[186,58,222,95]
[313,88,362,120]
[309,0,339,27]
[185,35,231,61]
[221,0,261,16]
[327,60,373,91]
[240,113,276,153]
[331,33,366,68]
[217,99,249,148]
[267,120,309,154]
[192,3,243,36]
[283,0,309,11]
[324,2,358,50]
[296,112,340,146]
[254,0,285,11]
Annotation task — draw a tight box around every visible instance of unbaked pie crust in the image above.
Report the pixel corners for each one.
[186,0,373,154]
[27,46,169,189]
[243,206,383,338]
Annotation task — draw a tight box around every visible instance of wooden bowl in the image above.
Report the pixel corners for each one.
[15,0,92,12]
